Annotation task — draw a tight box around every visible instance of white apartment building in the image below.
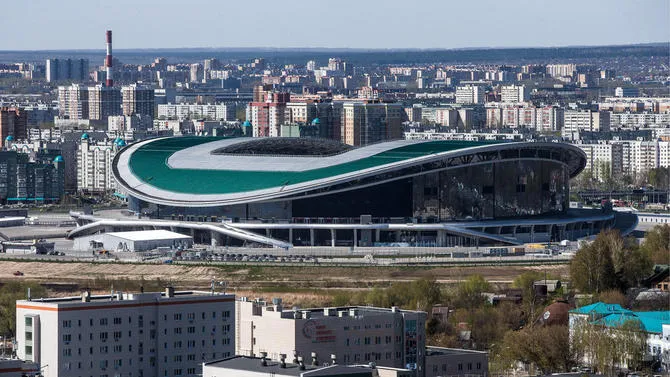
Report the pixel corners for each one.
[57,84,88,120]
[455,85,485,105]
[236,299,427,376]
[157,104,236,121]
[610,112,670,128]
[16,289,235,377]
[546,64,576,78]
[562,110,610,138]
[576,142,624,181]
[487,106,562,131]
[500,85,529,103]
[76,134,117,193]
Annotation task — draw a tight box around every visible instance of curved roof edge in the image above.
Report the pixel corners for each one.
[114,138,586,207]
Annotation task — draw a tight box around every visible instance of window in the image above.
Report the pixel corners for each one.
[187,312,195,321]
[113,317,122,325]
[99,332,108,341]
[62,320,72,328]
[187,326,195,334]
[62,348,72,357]
[458,363,463,371]
[173,313,182,321]
[173,327,182,335]
[222,310,231,318]
[468,363,472,370]
[99,318,108,325]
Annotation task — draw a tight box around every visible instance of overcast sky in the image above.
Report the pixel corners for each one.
[3,0,668,50]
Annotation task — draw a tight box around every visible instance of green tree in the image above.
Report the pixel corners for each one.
[570,230,619,293]
[512,271,546,323]
[0,282,47,337]
[571,318,647,375]
[494,325,575,375]
[640,224,670,264]
[455,274,490,309]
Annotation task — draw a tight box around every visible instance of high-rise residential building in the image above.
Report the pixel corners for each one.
[235,299,427,375]
[577,142,624,182]
[500,85,529,103]
[87,84,122,121]
[283,101,342,140]
[190,63,203,83]
[0,107,28,145]
[46,58,89,82]
[341,101,403,146]
[122,84,155,118]
[16,289,235,377]
[562,110,611,138]
[76,133,117,193]
[546,64,576,78]
[0,150,63,203]
[306,60,317,71]
[455,85,485,105]
[58,84,89,120]
[157,103,236,121]
[248,86,291,137]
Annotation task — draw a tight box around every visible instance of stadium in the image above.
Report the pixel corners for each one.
[103,136,626,248]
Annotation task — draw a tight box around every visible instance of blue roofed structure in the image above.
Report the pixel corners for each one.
[570,301,669,334]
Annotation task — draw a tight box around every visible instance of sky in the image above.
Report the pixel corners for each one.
[2,0,669,50]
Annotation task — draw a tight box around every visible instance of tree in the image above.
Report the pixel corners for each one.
[512,271,546,323]
[570,230,619,293]
[494,325,576,375]
[640,224,670,265]
[571,318,647,375]
[455,274,490,309]
[0,282,47,337]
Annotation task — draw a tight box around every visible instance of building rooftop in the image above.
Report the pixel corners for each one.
[570,301,670,334]
[105,229,192,241]
[204,356,385,377]
[17,290,233,309]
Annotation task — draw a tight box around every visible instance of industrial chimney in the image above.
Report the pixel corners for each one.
[105,30,113,87]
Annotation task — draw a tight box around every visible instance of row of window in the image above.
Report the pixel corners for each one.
[61,310,232,329]
[341,351,402,363]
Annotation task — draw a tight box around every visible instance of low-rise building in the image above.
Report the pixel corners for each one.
[16,289,235,377]
[236,299,427,376]
[72,229,193,252]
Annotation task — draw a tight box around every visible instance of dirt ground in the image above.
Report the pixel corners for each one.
[0,260,569,288]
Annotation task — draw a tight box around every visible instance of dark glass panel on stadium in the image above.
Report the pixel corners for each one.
[412,160,568,221]
[292,178,413,218]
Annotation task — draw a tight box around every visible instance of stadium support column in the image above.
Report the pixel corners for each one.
[375,229,380,243]
[353,229,357,248]
[211,231,223,247]
[310,229,315,246]
[330,229,336,247]
[437,230,446,247]
[288,229,293,244]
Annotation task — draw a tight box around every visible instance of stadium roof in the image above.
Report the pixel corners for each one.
[114,136,585,207]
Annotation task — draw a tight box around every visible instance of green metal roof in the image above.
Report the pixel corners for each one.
[127,137,500,195]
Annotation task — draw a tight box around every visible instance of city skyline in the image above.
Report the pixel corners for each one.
[3,0,668,51]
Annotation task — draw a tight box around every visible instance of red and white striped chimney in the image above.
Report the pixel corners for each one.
[105,30,113,87]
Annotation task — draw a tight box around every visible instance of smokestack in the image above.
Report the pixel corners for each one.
[105,30,113,87]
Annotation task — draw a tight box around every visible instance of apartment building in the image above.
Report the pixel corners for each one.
[57,84,89,120]
[455,85,485,105]
[16,289,235,377]
[576,142,624,182]
[157,103,236,121]
[500,85,529,103]
[87,85,122,121]
[0,107,28,146]
[236,299,427,376]
[122,84,155,118]
[341,102,403,146]
[562,110,610,139]
[76,134,117,193]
